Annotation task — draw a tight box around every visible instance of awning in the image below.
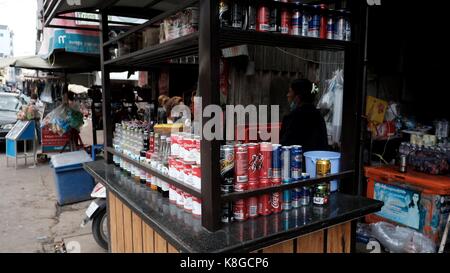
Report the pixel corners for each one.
[0,52,99,73]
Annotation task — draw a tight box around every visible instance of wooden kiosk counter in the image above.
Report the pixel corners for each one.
[85,161,382,253]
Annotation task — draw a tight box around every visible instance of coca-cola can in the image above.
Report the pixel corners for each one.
[170,133,180,157]
[191,164,201,190]
[183,135,196,163]
[168,156,176,178]
[194,135,201,164]
[176,189,185,208]
[192,197,202,218]
[247,143,260,184]
[169,185,177,204]
[234,144,248,191]
[271,190,282,214]
[258,194,271,216]
[247,182,259,218]
[257,5,270,32]
[247,197,258,218]
[233,199,248,222]
[259,142,272,180]
[175,157,184,182]
[184,193,193,213]
[280,9,291,34]
[183,161,193,186]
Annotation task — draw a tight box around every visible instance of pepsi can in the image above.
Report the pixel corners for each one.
[291,188,302,208]
[326,16,334,39]
[281,146,291,183]
[290,145,303,180]
[291,9,301,36]
[282,190,292,211]
[308,6,320,38]
[272,144,282,180]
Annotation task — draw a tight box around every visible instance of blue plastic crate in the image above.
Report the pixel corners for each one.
[51,151,94,205]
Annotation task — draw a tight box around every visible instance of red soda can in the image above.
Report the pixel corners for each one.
[320,4,327,39]
[247,181,259,218]
[271,177,282,214]
[259,143,272,180]
[233,199,248,221]
[271,185,282,214]
[234,144,248,191]
[247,143,260,184]
[280,9,291,34]
[257,4,270,32]
[258,178,272,216]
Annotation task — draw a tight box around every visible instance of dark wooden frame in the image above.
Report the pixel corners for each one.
[48,0,368,232]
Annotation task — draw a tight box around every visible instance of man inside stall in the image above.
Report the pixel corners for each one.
[280,79,329,152]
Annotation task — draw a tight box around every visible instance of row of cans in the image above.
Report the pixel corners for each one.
[170,132,201,165]
[168,185,202,217]
[224,182,330,223]
[220,143,305,194]
[220,1,351,41]
[168,156,202,190]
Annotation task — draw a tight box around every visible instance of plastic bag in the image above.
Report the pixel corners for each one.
[40,83,53,104]
[317,69,344,145]
[370,222,435,253]
[42,104,84,136]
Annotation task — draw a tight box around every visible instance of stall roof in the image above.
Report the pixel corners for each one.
[0,52,99,73]
[43,0,184,29]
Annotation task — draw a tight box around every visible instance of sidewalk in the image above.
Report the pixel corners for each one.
[0,119,105,253]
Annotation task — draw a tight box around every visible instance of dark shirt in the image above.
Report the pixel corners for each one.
[280,103,329,152]
[157,107,167,124]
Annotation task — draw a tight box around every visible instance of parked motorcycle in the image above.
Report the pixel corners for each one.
[81,182,108,250]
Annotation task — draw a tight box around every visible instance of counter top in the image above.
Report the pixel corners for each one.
[84,161,383,253]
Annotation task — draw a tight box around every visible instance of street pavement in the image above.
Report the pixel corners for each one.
[0,118,106,253]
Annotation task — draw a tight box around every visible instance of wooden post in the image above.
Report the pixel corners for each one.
[198,0,222,231]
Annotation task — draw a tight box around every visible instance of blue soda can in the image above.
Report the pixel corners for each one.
[282,210,290,230]
[308,6,320,38]
[326,16,334,39]
[291,9,301,36]
[344,16,351,41]
[272,144,282,180]
[335,13,345,40]
[291,188,302,208]
[281,146,291,183]
[301,12,310,36]
[300,186,311,206]
[282,190,292,211]
[290,145,303,180]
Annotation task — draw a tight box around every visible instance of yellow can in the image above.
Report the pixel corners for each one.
[316,159,331,177]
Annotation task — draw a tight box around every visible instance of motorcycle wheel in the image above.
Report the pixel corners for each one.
[92,208,109,250]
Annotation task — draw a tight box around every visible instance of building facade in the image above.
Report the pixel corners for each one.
[0,25,13,58]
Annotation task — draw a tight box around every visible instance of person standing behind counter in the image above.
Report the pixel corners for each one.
[280,79,329,152]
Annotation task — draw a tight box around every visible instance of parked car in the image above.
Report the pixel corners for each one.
[0,92,29,143]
